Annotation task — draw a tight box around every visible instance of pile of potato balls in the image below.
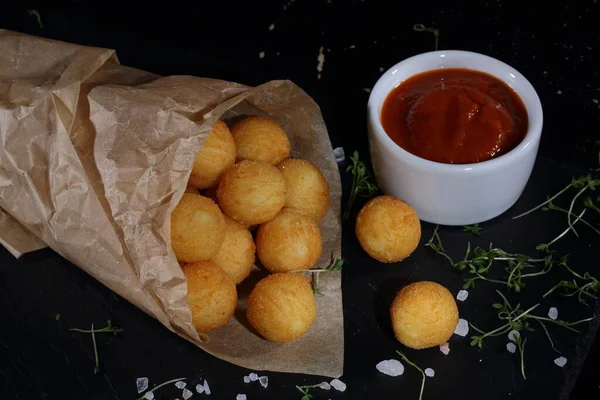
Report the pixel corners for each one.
[171,117,331,343]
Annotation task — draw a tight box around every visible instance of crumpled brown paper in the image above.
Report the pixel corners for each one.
[0,30,343,377]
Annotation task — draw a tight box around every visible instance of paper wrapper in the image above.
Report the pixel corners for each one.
[0,30,343,377]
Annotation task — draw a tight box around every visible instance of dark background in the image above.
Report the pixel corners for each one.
[0,0,599,399]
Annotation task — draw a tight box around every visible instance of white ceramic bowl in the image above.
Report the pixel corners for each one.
[367,50,543,226]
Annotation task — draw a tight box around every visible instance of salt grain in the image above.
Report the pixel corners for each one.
[548,307,558,320]
[362,88,371,93]
[249,373,259,382]
[376,359,404,377]
[508,330,520,342]
[317,47,326,79]
[182,388,193,399]
[554,356,567,367]
[333,147,345,162]
[259,376,269,388]
[145,392,155,400]
[349,45,356,49]
[318,382,331,390]
[196,383,205,394]
[593,99,599,104]
[330,378,346,392]
[269,24,275,31]
[243,376,251,384]
[203,380,211,395]
[176,381,187,389]
[506,342,517,353]
[454,318,469,337]
[379,67,384,72]
[236,395,247,400]
[456,290,469,301]
[557,90,563,94]
[259,52,265,59]
[137,378,149,394]
[425,368,435,377]
[439,342,450,355]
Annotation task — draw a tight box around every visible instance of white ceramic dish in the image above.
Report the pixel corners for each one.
[367,50,543,226]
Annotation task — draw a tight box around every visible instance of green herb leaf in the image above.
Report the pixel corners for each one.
[27,10,43,28]
[343,151,379,221]
[413,24,440,51]
[463,224,481,236]
[54,313,62,321]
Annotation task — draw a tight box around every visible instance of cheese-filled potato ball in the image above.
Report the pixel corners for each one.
[182,261,237,333]
[256,208,322,273]
[355,195,421,263]
[188,120,236,189]
[231,116,291,165]
[277,158,331,221]
[247,273,316,342]
[217,160,286,226]
[390,281,458,349]
[210,216,256,284]
[171,194,225,262]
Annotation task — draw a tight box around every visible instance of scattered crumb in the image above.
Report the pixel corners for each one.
[137,378,149,394]
[454,318,469,337]
[543,71,548,75]
[236,395,247,400]
[508,330,520,342]
[259,52,265,59]
[425,368,435,377]
[593,99,598,104]
[176,381,186,389]
[379,67,384,72]
[376,359,405,376]
[182,388,193,400]
[456,290,469,302]
[330,379,346,392]
[362,88,371,93]
[276,52,280,56]
[269,24,275,31]
[439,342,450,355]
[554,356,567,367]
[145,392,155,400]
[506,342,517,353]
[548,307,558,320]
[557,90,563,94]
[259,376,268,388]
[349,45,356,49]
[318,382,331,390]
[373,40,377,44]
[333,147,345,162]
[249,373,259,382]
[317,46,326,79]
[243,376,251,384]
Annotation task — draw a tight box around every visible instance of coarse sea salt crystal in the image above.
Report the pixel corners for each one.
[144,392,155,400]
[249,373,259,382]
[203,380,211,395]
[243,376,251,384]
[376,359,404,377]
[182,388,193,400]
[259,52,265,59]
[554,357,567,367]
[439,342,450,355]
[259,376,268,388]
[456,290,469,301]
[175,381,186,389]
[548,307,558,320]
[236,395,247,400]
[508,330,520,342]
[333,147,345,162]
[330,379,346,392]
[454,318,469,337]
[196,383,204,394]
[137,378,149,394]
[318,382,331,390]
[506,342,517,353]
[425,368,435,377]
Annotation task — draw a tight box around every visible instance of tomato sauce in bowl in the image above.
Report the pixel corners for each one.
[380,68,528,164]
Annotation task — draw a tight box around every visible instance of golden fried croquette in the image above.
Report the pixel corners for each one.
[188,120,236,189]
[217,160,286,226]
[277,158,331,221]
[210,216,256,284]
[355,195,421,263]
[171,194,225,262]
[231,116,291,165]
[185,187,200,194]
[182,261,237,333]
[256,208,322,273]
[390,281,459,349]
[247,273,316,342]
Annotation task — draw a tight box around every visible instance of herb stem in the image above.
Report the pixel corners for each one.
[136,378,187,400]
[518,337,527,380]
[542,209,586,250]
[513,184,574,219]
[536,319,559,353]
[567,186,588,237]
[91,324,99,374]
[397,351,426,400]
[546,203,600,236]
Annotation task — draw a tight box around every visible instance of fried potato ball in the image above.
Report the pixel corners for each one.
[217,160,286,226]
[182,261,237,334]
[231,116,291,165]
[247,273,316,342]
[277,158,331,221]
[256,208,323,273]
[210,216,256,284]
[355,195,421,263]
[390,281,459,349]
[188,120,236,189]
[171,194,225,262]
[185,187,200,194]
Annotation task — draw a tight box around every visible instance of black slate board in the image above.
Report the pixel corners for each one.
[0,157,598,400]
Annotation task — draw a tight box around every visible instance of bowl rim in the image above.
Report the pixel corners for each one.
[367,50,544,173]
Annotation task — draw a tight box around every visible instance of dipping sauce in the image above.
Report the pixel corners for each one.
[380,68,528,164]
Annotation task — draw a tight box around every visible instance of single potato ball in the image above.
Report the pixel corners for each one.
[171,194,225,262]
[256,208,322,273]
[184,187,200,194]
[210,216,256,284]
[390,281,459,349]
[355,195,421,263]
[217,160,286,226]
[231,116,291,165]
[182,261,237,334]
[247,273,316,342]
[277,158,331,221]
[188,120,236,189]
